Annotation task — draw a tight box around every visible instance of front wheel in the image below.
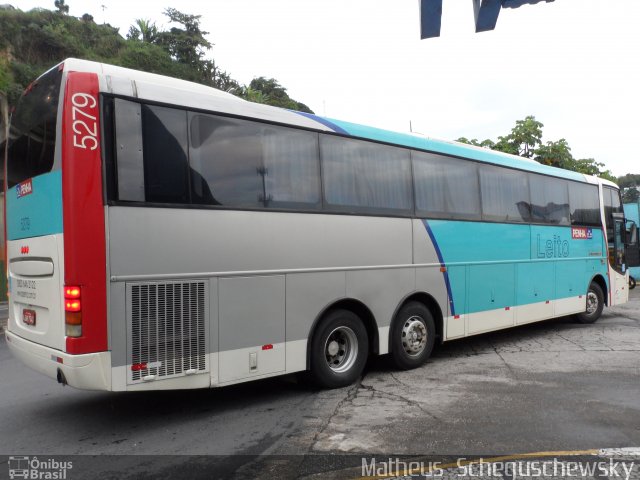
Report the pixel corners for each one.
[309,310,368,389]
[575,282,604,324]
[390,302,436,370]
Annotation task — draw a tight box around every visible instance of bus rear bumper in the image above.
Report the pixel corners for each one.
[5,330,111,391]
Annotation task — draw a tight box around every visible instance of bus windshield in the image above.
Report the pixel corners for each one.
[6,67,62,188]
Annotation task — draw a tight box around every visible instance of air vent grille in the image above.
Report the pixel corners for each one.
[130,281,206,383]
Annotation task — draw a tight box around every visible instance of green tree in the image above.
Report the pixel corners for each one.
[534,138,572,168]
[618,174,640,203]
[200,59,240,92]
[241,87,270,104]
[156,8,212,68]
[248,77,312,113]
[54,0,69,15]
[622,187,639,203]
[0,6,313,113]
[127,18,158,43]
[572,158,615,181]
[497,115,544,158]
[456,137,496,149]
[455,116,614,181]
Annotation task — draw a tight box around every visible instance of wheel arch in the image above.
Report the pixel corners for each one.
[590,274,608,306]
[388,291,444,354]
[306,298,379,369]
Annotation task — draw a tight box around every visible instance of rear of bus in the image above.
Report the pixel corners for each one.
[4,61,111,390]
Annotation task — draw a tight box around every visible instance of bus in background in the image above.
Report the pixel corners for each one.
[4,59,639,391]
[624,200,640,288]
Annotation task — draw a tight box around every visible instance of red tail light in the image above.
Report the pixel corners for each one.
[65,300,81,312]
[64,286,81,299]
[64,286,82,337]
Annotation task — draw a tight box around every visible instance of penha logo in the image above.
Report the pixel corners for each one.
[16,179,33,198]
[571,227,593,240]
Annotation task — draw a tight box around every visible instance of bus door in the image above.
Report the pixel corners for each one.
[626,220,640,268]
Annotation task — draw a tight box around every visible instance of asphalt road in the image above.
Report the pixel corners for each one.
[0,291,639,479]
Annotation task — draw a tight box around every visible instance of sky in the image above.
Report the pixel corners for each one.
[16,0,640,176]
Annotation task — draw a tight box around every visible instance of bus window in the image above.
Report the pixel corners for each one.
[6,67,62,188]
[320,135,412,215]
[113,99,145,202]
[529,174,570,225]
[142,105,190,204]
[412,152,481,220]
[189,113,321,209]
[479,165,531,223]
[568,182,600,226]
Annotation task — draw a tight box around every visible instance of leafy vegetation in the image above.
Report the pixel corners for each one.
[456,115,618,182]
[0,3,313,112]
[618,174,640,203]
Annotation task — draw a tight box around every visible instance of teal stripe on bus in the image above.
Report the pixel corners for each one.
[6,170,63,241]
[327,118,586,182]
[425,220,607,314]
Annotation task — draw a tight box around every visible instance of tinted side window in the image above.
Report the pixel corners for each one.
[320,135,412,214]
[189,114,320,208]
[7,67,62,188]
[479,165,531,222]
[529,174,570,225]
[603,186,623,235]
[568,182,600,226]
[114,99,144,202]
[142,105,189,204]
[413,152,481,220]
[610,187,623,214]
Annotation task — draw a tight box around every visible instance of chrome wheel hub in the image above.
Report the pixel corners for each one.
[586,291,598,314]
[324,326,358,373]
[402,316,427,356]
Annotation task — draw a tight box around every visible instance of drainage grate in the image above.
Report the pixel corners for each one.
[129,281,206,383]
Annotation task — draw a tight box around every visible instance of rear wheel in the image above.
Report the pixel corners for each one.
[309,310,368,389]
[575,282,604,324]
[630,276,636,290]
[390,302,436,370]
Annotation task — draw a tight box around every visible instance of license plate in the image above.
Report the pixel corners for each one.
[23,309,36,326]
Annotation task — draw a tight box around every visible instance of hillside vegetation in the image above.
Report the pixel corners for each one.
[0,5,312,112]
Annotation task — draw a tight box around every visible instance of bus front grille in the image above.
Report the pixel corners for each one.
[129,281,207,383]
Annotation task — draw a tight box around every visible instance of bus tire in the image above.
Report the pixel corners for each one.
[630,276,636,290]
[575,282,604,324]
[309,310,368,389]
[390,302,436,370]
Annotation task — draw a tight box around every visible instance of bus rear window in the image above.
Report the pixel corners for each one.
[6,67,62,188]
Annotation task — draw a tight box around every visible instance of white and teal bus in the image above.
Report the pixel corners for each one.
[4,59,638,391]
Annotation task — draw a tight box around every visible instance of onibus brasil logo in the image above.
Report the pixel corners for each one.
[8,456,72,479]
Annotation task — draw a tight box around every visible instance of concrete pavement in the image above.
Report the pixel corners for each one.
[0,291,638,478]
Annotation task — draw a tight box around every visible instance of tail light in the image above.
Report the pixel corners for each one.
[64,285,82,337]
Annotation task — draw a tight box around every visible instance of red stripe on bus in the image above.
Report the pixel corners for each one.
[62,71,107,354]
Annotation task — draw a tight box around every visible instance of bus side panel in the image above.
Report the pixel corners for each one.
[107,207,414,387]
[62,71,108,354]
[425,221,608,338]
